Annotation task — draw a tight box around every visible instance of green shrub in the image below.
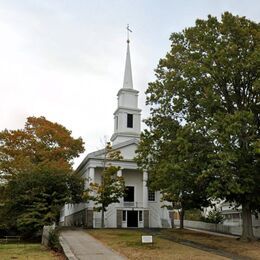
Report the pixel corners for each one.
[48,229,62,252]
[201,210,224,224]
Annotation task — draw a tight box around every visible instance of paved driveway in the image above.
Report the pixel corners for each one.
[60,229,125,260]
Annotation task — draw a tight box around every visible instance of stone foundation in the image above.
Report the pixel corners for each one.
[117,210,123,228]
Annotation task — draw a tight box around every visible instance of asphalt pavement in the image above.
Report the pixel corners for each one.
[59,229,126,260]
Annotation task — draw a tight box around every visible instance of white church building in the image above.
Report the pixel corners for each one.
[59,37,172,228]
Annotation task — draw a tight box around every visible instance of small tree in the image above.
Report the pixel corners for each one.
[85,143,125,228]
[201,210,224,224]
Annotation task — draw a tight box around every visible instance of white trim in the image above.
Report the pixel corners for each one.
[76,138,140,173]
[113,106,141,115]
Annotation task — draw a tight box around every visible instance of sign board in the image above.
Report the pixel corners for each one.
[141,235,153,244]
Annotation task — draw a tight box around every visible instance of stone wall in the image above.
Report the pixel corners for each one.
[41,225,55,246]
[144,210,149,228]
[117,210,122,228]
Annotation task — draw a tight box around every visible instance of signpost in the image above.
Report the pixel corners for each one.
[141,235,153,244]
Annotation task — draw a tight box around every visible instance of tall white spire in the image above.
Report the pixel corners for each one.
[111,26,141,145]
[123,29,133,89]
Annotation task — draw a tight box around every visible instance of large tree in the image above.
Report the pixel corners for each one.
[0,116,85,235]
[137,12,259,240]
[136,121,212,228]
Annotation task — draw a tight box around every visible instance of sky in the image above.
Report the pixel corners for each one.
[0,0,259,168]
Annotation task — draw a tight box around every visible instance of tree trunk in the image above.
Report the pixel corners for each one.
[171,202,175,228]
[240,202,255,241]
[179,208,185,229]
[171,213,175,229]
[101,207,105,228]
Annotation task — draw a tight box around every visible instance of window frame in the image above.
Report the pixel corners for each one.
[148,190,156,202]
[127,113,133,128]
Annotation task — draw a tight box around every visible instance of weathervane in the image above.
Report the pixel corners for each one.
[126,24,132,43]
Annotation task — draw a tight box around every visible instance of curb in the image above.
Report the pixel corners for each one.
[59,236,78,260]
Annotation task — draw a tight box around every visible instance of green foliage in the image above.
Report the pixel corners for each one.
[136,101,212,219]
[5,166,83,235]
[201,211,224,224]
[255,139,260,154]
[136,12,259,239]
[0,117,85,235]
[48,229,62,252]
[185,209,203,221]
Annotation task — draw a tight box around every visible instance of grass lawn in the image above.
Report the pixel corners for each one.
[87,229,225,259]
[162,229,260,259]
[0,243,64,260]
[87,229,260,260]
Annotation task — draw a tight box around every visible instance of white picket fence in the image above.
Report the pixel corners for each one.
[175,220,260,238]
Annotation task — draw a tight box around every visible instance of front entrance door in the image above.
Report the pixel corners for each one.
[127,211,138,227]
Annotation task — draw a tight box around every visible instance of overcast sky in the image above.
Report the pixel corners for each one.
[0,0,259,168]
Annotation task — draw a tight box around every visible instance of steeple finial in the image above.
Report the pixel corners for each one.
[126,24,132,43]
[123,25,133,89]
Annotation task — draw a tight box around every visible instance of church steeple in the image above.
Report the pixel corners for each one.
[110,28,141,145]
[122,40,133,89]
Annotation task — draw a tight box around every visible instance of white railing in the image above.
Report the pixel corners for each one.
[123,201,134,207]
[123,201,143,208]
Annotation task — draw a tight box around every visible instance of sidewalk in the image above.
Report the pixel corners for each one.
[59,229,126,260]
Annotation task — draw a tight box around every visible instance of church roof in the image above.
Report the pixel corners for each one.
[76,138,139,173]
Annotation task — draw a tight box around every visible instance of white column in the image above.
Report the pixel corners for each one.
[88,167,95,208]
[83,172,88,190]
[143,171,148,208]
[89,167,95,184]
[117,169,123,206]
[117,169,122,177]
